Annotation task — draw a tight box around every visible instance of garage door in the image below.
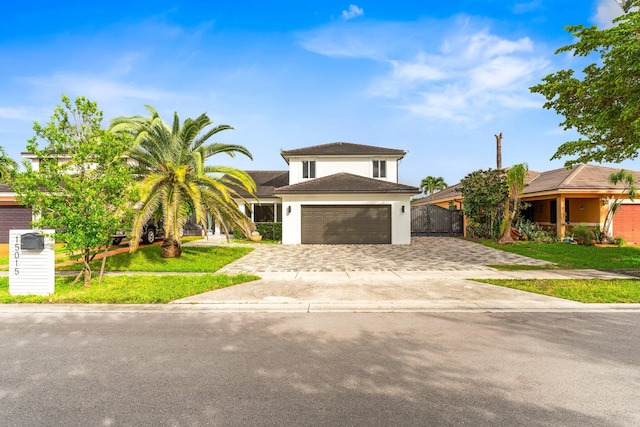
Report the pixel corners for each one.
[613,204,640,244]
[301,205,391,244]
[0,206,32,243]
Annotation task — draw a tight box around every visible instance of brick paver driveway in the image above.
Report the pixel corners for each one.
[218,237,549,274]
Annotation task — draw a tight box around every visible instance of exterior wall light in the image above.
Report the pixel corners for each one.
[401,205,405,213]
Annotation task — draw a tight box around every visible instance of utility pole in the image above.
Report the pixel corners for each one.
[495,132,502,170]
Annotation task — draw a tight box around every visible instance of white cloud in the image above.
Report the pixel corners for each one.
[373,29,547,122]
[300,16,548,123]
[342,4,364,20]
[0,107,34,121]
[594,0,625,27]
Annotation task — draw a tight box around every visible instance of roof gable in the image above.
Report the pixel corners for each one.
[281,142,406,161]
[275,172,419,194]
[524,164,640,194]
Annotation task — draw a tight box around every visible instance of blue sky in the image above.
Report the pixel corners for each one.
[0,0,636,188]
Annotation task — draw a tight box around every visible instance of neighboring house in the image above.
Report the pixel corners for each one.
[233,142,419,244]
[413,164,640,243]
[0,183,32,244]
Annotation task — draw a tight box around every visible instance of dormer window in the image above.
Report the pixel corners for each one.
[373,160,386,178]
[303,160,316,179]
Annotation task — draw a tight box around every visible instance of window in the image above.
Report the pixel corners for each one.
[254,204,275,222]
[373,160,386,178]
[303,160,316,179]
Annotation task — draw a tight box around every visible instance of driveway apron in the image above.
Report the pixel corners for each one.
[173,237,640,311]
[216,237,550,274]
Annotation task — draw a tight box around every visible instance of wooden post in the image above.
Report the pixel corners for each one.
[495,133,502,170]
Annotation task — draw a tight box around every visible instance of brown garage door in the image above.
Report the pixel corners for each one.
[613,204,640,244]
[0,206,33,243]
[301,205,391,244]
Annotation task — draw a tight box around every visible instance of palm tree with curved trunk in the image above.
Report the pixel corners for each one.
[419,176,448,204]
[111,106,256,258]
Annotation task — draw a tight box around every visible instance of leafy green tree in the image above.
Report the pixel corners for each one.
[457,169,508,240]
[110,106,256,258]
[419,176,448,203]
[13,95,134,286]
[0,146,17,183]
[530,5,640,166]
[498,163,528,244]
[601,169,637,242]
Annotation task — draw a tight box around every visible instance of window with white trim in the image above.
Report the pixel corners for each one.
[373,160,386,178]
[303,160,316,179]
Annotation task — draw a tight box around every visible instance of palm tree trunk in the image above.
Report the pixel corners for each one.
[161,236,182,258]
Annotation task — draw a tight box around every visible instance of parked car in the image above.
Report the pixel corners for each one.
[112,220,164,245]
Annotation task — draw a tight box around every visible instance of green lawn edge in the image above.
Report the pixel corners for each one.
[0,274,260,304]
[476,278,640,303]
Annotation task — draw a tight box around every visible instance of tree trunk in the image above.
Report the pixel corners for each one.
[98,244,109,285]
[161,236,182,258]
[71,250,93,286]
[497,199,515,245]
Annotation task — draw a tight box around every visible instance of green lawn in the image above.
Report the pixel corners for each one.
[0,274,259,304]
[1,241,258,303]
[476,240,640,302]
[476,278,640,303]
[57,244,253,272]
[481,240,640,269]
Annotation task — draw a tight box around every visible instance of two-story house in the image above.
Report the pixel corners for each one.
[233,142,419,244]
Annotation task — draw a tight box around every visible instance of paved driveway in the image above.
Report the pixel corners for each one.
[217,237,549,274]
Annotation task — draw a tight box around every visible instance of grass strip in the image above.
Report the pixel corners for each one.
[0,274,260,304]
[477,278,640,303]
[480,240,640,269]
[57,245,253,272]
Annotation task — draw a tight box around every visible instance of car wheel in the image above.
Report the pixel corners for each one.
[112,237,123,245]
[143,228,155,244]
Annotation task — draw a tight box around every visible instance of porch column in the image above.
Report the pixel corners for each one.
[556,195,566,238]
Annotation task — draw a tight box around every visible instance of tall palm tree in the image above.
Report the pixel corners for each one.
[419,176,448,204]
[0,146,17,183]
[111,106,256,258]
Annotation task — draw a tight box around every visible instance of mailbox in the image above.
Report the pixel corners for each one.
[21,232,45,250]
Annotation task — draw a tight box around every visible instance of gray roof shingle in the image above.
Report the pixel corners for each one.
[281,142,406,161]
[229,170,289,198]
[274,172,419,195]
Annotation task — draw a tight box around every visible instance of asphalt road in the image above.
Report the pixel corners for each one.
[1,311,639,426]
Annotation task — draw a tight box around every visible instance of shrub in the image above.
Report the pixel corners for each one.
[513,219,557,243]
[255,222,282,241]
[572,224,595,246]
[612,236,627,247]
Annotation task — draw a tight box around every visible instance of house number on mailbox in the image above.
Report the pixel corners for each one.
[13,235,20,275]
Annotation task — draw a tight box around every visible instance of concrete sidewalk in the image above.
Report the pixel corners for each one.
[170,237,640,312]
[171,269,640,312]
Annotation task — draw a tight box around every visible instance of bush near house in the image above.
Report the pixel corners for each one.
[571,224,595,246]
[255,222,282,241]
[233,222,282,241]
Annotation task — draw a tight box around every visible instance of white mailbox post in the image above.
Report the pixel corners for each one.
[9,229,55,296]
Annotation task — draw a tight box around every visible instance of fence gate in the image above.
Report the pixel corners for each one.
[411,205,463,236]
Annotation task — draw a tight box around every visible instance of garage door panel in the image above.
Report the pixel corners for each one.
[613,205,640,244]
[301,205,391,244]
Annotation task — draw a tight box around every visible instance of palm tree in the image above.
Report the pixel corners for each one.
[111,106,256,258]
[498,163,528,244]
[0,146,17,183]
[419,176,448,204]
